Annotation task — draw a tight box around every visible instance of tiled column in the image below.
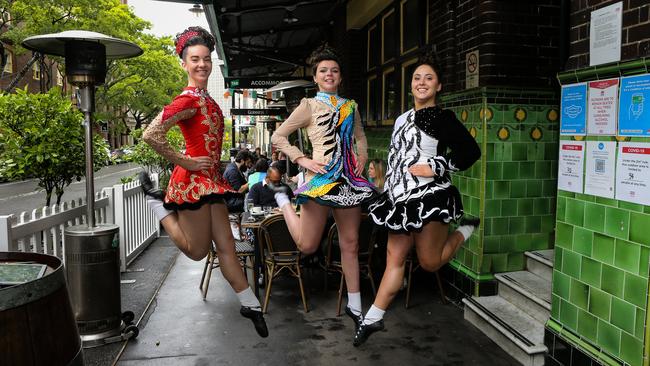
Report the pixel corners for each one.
[440,87,560,297]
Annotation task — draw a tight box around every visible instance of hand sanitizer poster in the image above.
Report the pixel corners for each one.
[618,74,650,136]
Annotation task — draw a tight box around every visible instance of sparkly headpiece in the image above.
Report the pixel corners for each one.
[175,30,201,57]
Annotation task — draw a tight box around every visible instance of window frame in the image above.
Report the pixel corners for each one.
[381,66,397,126]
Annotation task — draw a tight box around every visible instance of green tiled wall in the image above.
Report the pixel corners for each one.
[549,134,650,366]
[442,87,559,279]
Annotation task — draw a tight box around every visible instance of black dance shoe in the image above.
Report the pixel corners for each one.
[459,215,481,228]
[352,319,384,347]
[267,182,291,195]
[240,306,269,338]
[139,171,165,200]
[345,306,363,332]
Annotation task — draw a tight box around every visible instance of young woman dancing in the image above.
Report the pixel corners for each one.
[353,56,481,346]
[270,46,377,329]
[139,26,267,337]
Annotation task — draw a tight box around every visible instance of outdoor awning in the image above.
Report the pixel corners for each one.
[197,0,345,77]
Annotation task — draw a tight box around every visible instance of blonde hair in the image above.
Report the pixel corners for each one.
[370,159,386,191]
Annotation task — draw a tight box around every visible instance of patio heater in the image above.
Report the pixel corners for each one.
[22,31,143,348]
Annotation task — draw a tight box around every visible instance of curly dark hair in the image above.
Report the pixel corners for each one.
[308,44,343,75]
[175,26,215,59]
[413,52,443,83]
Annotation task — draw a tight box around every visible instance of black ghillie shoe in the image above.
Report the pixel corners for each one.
[353,319,384,347]
[139,171,165,200]
[267,182,291,195]
[459,215,480,228]
[345,306,363,332]
[240,306,269,338]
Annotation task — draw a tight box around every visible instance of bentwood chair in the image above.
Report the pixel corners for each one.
[199,214,255,300]
[259,214,308,313]
[323,214,377,316]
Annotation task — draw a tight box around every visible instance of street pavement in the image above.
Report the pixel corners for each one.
[0,163,141,217]
[110,245,519,366]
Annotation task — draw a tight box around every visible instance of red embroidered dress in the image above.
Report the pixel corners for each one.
[143,86,237,210]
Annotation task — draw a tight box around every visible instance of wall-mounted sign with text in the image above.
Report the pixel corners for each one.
[618,74,650,136]
[558,141,585,193]
[615,142,650,205]
[560,83,588,135]
[587,78,618,135]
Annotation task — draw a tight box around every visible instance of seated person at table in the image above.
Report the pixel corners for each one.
[248,159,269,188]
[249,166,293,208]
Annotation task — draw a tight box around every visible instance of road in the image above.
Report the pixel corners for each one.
[0,163,142,217]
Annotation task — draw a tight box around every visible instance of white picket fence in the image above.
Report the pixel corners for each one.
[0,174,160,272]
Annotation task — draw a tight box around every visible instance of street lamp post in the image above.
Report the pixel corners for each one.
[22,31,143,348]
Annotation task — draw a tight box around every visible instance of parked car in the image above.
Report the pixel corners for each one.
[110,147,133,164]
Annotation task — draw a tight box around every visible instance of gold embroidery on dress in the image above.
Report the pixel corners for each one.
[143,108,196,165]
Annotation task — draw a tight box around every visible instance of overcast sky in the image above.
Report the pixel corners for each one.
[128,0,210,39]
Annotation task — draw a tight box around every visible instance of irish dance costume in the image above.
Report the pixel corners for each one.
[271,92,377,207]
[143,86,238,211]
[369,106,480,231]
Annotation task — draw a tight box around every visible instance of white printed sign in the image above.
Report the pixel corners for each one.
[590,2,622,66]
[558,141,585,193]
[585,141,616,198]
[615,142,650,205]
[587,78,619,135]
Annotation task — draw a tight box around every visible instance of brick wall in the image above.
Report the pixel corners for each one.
[568,0,650,70]
[426,0,561,92]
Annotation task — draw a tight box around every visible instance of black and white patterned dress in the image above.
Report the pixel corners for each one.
[368,106,480,232]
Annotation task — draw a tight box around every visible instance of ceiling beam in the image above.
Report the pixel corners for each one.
[217,0,333,16]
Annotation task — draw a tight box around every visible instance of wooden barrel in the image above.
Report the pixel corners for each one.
[0,252,84,366]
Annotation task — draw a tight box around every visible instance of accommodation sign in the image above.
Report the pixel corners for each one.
[225,77,306,89]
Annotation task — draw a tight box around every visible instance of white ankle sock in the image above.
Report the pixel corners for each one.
[363,304,385,325]
[347,292,362,315]
[146,197,173,221]
[274,192,290,208]
[236,287,261,309]
[456,224,476,241]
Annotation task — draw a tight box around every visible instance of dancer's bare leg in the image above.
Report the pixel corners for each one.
[160,206,212,261]
[354,232,412,346]
[372,232,413,310]
[280,200,329,254]
[332,206,361,293]
[412,221,449,272]
[210,203,249,292]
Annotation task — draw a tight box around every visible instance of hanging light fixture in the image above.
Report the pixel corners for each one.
[282,10,298,24]
[189,4,204,17]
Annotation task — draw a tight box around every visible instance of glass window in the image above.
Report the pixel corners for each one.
[367,76,379,124]
[3,49,12,73]
[382,10,396,63]
[401,0,419,54]
[383,68,398,124]
[402,59,418,112]
[367,24,379,70]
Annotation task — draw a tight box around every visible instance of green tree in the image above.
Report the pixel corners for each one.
[96,34,186,134]
[0,87,108,206]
